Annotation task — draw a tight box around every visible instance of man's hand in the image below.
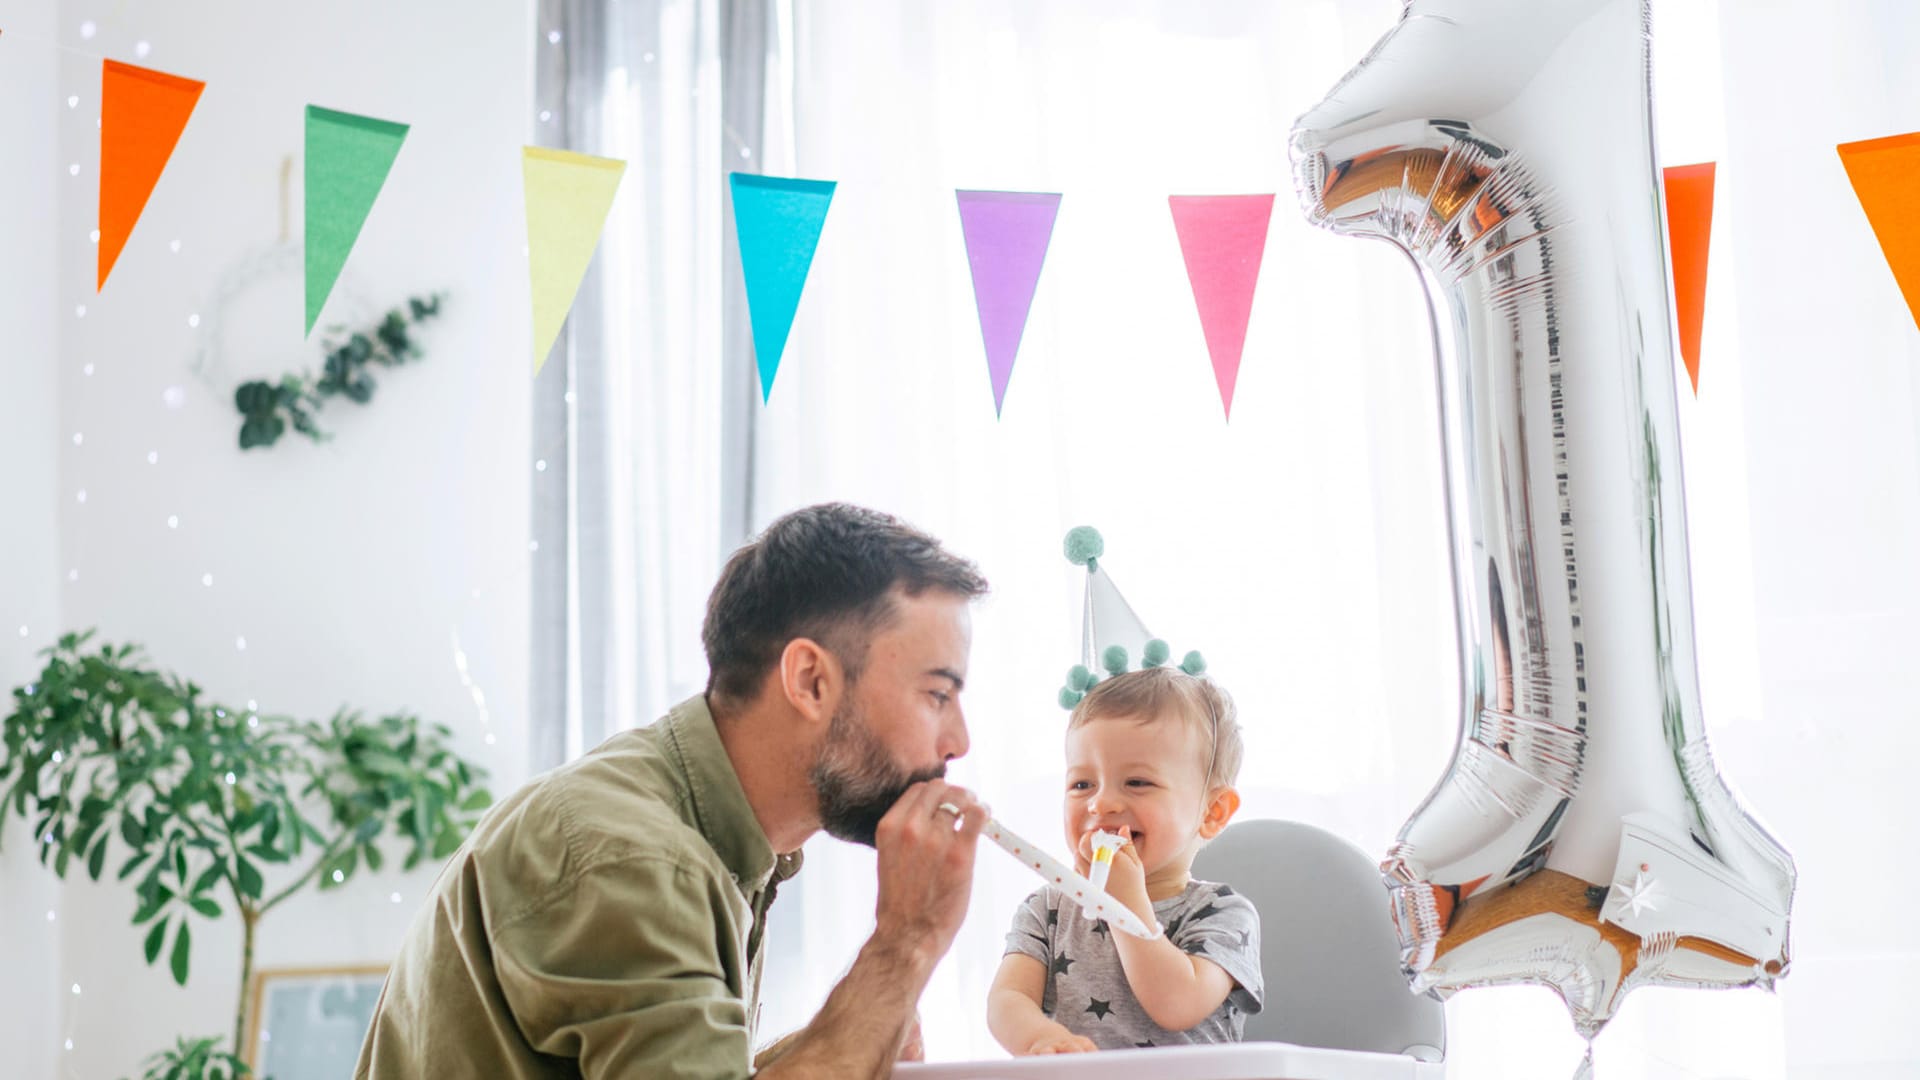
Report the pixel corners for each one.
[756,780,983,1076]
[897,1012,924,1062]
[1023,1026,1098,1055]
[873,780,987,963]
[757,784,984,1079]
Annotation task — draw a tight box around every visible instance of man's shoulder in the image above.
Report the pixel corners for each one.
[471,727,727,909]
[550,726,703,845]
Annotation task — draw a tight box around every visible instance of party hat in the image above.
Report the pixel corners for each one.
[1058,526,1207,709]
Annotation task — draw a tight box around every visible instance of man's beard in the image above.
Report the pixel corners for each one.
[810,696,945,847]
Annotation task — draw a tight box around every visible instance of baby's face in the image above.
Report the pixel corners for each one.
[1061,711,1211,876]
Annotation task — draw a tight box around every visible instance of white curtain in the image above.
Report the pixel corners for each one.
[750,0,1458,1062]
[742,1,1920,1077]
[531,0,792,768]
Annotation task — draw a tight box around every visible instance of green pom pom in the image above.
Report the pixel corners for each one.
[1180,650,1207,676]
[1058,687,1084,710]
[1142,639,1170,667]
[1102,645,1130,676]
[1067,664,1093,692]
[1063,526,1105,567]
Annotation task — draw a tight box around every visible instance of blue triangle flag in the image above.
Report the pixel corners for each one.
[730,173,837,401]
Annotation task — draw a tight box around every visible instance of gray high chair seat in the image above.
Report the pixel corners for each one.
[1191,819,1444,1061]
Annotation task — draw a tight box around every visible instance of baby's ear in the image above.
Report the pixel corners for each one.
[1199,787,1241,839]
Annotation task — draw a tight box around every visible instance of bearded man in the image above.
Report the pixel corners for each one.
[358,503,990,1079]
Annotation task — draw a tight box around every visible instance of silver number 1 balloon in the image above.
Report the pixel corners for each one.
[1289,0,1796,1042]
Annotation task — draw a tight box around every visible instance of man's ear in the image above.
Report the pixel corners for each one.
[1198,786,1241,840]
[778,637,844,730]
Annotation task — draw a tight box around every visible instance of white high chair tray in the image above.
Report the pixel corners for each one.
[894,1041,1442,1080]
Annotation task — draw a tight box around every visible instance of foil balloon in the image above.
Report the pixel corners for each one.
[1289,0,1796,1047]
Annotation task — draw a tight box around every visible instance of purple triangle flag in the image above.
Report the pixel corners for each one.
[956,190,1061,417]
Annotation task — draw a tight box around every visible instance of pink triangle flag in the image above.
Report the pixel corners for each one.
[1169,194,1275,419]
[956,190,1061,417]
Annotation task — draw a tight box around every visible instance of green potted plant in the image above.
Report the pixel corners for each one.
[1,632,494,1079]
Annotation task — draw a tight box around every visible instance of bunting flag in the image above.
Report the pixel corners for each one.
[956,190,1061,417]
[730,173,837,401]
[98,60,205,290]
[306,105,409,335]
[1168,194,1274,419]
[523,148,626,374]
[1839,131,1920,333]
[1662,163,1715,395]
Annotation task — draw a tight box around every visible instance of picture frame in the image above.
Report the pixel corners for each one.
[244,965,388,1079]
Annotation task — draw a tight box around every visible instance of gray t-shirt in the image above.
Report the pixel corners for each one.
[1003,880,1264,1050]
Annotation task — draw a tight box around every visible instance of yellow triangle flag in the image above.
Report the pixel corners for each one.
[523,147,626,373]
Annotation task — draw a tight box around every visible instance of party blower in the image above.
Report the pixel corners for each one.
[978,815,1159,940]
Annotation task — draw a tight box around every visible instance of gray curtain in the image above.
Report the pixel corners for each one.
[531,0,787,771]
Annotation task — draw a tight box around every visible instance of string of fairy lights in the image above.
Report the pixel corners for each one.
[6,9,553,1069]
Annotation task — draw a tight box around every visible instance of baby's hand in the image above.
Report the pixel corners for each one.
[1080,827,1154,927]
[1023,1028,1098,1055]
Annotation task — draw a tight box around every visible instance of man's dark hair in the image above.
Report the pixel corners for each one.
[702,503,988,710]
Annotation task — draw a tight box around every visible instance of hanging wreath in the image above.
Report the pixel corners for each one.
[233,293,444,450]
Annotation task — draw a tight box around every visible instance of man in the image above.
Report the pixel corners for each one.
[357,503,991,1078]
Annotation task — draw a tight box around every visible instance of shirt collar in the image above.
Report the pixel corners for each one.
[662,695,804,891]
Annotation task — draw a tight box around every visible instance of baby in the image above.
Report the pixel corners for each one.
[988,665,1264,1054]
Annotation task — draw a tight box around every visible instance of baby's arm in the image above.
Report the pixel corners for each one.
[987,954,1098,1056]
[1110,933,1238,1032]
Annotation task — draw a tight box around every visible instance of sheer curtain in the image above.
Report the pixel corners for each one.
[749,0,1462,1062]
[531,0,790,768]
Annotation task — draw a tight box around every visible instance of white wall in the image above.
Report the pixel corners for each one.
[0,2,67,1078]
[1716,4,1920,1076]
[26,1,535,1074]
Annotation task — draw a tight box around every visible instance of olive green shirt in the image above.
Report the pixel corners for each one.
[356,695,803,1079]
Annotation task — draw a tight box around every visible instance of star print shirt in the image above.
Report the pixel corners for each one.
[1003,880,1264,1049]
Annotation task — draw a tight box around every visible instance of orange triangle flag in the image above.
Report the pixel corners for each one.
[1839,131,1920,334]
[1662,162,1714,395]
[98,60,205,290]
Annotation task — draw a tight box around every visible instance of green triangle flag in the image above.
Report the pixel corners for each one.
[306,105,409,335]
[524,147,627,373]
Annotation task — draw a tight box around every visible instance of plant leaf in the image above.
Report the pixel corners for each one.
[235,856,263,900]
[191,862,225,897]
[133,885,174,924]
[169,918,191,985]
[144,916,168,964]
[117,850,152,881]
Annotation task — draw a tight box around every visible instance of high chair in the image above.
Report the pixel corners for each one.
[894,819,1446,1079]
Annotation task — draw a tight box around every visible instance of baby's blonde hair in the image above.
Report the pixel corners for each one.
[1066,667,1243,791]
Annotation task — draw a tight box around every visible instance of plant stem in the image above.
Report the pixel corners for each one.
[260,830,351,915]
[233,903,258,1060]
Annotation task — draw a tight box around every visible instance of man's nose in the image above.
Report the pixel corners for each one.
[938,703,970,762]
